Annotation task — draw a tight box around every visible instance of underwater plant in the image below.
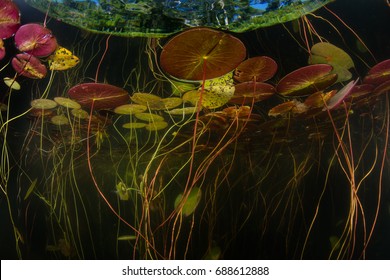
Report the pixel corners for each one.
[1,0,390,261]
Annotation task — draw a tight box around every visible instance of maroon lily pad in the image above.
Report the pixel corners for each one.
[323,79,358,111]
[229,82,275,104]
[160,27,246,81]
[276,64,337,97]
[12,53,47,79]
[0,39,5,60]
[68,83,130,110]
[345,84,374,101]
[234,56,277,83]
[0,0,20,39]
[363,59,390,86]
[14,23,57,57]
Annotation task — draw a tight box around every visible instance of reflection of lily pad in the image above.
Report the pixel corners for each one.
[234,56,277,83]
[276,64,337,97]
[160,27,246,81]
[174,187,202,217]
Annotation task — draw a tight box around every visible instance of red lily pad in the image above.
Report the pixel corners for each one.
[0,0,20,39]
[67,83,130,110]
[276,64,337,97]
[346,84,374,101]
[12,53,47,79]
[160,27,246,81]
[14,23,57,57]
[234,56,277,83]
[229,82,275,104]
[363,59,390,85]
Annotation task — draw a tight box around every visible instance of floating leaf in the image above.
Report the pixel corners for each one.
[183,84,235,109]
[234,56,278,83]
[3,77,21,90]
[14,23,57,57]
[114,104,147,115]
[0,0,20,39]
[54,97,81,109]
[134,112,165,122]
[363,59,390,85]
[323,79,358,110]
[230,82,275,104]
[68,83,130,110]
[30,98,57,110]
[276,64,336,97]
[160,27,246,81]
[49,46,80,70]
[51,115,69,125]
[12,53,47,79]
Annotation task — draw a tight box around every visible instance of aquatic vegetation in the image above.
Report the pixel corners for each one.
[1,0,390,261]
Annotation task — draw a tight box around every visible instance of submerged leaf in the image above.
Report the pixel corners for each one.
[24,178,38,200]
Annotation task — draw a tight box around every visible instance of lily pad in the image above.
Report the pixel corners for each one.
[0,0,20,39]
[323,79,359,111]
[12,53,47,79]
[134,112,165,122]
[160,27,246,81]
[122,122,147,129]
[183,84,235,109]
[51,115,69,125]
[363,59,390,86]
[276,64,337,97]
[3,77,21,90]
[14,23,57,57]
[30,98,57,110]
[145,121,169,131]
[230,82,275,104]
[71,108,89,119]
[68,83,130,110]
[234,56,278,83]
[49,46,80,70]
[54,97,81,109]
[114,104,147,115]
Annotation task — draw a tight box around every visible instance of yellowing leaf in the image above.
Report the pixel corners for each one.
[49,47,80,71]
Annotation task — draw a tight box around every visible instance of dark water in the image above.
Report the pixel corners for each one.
[1,0,390,259]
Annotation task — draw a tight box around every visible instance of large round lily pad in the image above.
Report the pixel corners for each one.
[68,83,130,110]
[12,53,47,79]
[160,27,246,81]
[363,59,390,86]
